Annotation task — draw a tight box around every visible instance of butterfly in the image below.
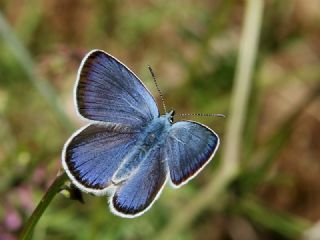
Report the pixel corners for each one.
[62,49,220,218]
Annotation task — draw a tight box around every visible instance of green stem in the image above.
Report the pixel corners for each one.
[19,172,68,240]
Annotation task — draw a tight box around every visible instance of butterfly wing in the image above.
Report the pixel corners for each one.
[62,123,139,195]
[165,121,219,187]
[76,50,159,127]
[110,146,167,217]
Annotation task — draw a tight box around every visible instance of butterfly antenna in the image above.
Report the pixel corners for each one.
[148,65,167,113]
[177,113,226,118]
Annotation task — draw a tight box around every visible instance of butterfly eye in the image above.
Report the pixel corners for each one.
[170,116,174,123]
[169,110,175,123]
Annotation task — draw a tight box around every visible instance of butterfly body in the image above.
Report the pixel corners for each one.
[62,50,220,217]
[138,111,172,148]
[103,111,173,186]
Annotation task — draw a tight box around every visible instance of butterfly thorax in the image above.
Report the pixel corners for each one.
[111,113,172,184]
[140,114,172,148]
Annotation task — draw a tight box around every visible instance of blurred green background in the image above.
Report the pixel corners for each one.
[1,0,320,239]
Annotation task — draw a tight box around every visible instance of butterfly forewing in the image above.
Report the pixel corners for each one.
[76,50,159,127]
[165,121,219,187]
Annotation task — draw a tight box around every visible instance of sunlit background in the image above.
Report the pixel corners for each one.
[1,0,320,239]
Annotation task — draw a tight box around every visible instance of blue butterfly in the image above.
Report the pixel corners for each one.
[62,49,220,218]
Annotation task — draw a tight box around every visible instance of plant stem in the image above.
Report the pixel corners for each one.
[19,172,68,240]
[155,0,264,239]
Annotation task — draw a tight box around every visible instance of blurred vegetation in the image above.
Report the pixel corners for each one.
[1,0,320,239]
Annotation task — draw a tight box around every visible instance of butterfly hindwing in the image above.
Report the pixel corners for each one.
[76,50,159,127]
[62,123,139,195]
[165,121,219,187]
[111,146,167,217]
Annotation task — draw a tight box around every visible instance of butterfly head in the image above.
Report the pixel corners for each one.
[166,110,175,124]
